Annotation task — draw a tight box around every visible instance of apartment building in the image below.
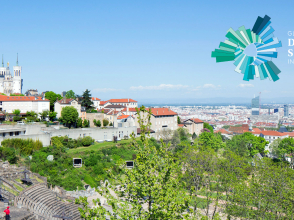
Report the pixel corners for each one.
[134,108,178,137]
[54,98,81,118]
[0,95,50,114]
[183,118,204,136]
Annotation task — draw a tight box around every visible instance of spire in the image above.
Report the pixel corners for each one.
[1,55,3,67]
[16,53,18,66]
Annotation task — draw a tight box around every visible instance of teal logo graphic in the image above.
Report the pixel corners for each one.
[212,15,282,82]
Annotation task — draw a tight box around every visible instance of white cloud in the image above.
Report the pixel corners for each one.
[130,84,189,90]
[93,88,123,93]
[238,84,254,88]
[203,84,216,89]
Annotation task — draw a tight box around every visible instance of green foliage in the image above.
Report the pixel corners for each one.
[82,119,90,128]
[77,118,83,128]
[49,111,57,121]
[0,147,18,164]
[60,106,79,128]
[177,115,181,124]
[1,138,43,156]
[77,106,190,219]
[109,122,113,126]
[198,132,224,150]
[177,127,190,141]
[81,89,93,111]
[81,136,93,146]
[203,122,213,133]
[271,137,294,166]
[93,119,101,127]
[65,90,76,99]
[45,91,63,111]
[26,111,38,122]
[103,119,109,127]
[13,109,21,116]
[192,132,197,140]
[226,132,268,157]
[39,110,49,121]
[13,116,21,122]
[10,93,24,96]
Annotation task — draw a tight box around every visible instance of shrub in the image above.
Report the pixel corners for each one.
[82,136,94,146]
[103,119,109,127]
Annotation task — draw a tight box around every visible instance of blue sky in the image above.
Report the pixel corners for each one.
[1,0,294,102]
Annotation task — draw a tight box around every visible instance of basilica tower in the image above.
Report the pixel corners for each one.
[13,54,22,94]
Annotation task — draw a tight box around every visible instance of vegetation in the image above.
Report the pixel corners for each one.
[82,119,90,128]
[45,91,63,111]
[59,106,79,128]
[93,119,101,127]
[39,110,49,121]
[103,119,109,127]
[81,89,93,111]
[26,110,38,122]
[65,90,76,99]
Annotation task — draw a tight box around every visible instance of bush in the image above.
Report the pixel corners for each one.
[82,136,94,146]
[13,116,21,122]
[1,138,43,156]
[103,119,109,127]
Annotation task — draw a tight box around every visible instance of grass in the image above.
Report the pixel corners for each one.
[3,185,19,196]
[13,183,24,191]
[15,178,22,183]
[68,138,135,155]
[35,176,44,183]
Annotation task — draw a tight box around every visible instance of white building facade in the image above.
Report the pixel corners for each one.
[0,56,23,95]
[0,95,49,114]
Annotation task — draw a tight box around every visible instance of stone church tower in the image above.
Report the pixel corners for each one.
[0,54,23,94]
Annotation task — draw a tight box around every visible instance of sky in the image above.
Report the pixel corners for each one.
[1,0,294,103]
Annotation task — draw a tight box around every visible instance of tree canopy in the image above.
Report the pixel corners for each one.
[60,106,79,128]
[65,90,76,99]
[81,89,93,111]
[45,91,63,111]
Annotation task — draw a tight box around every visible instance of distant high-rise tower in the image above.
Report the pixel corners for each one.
[251,96,260,115]
[284,104,289,117]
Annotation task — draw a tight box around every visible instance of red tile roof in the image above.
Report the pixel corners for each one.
[190,118,203,123]
[118,115,132,119]
[100,101,108,105]
[148,108,177,116]
[123,107,138,112]
[0,95,49,102]
[57,98,74,104]
[283,132,294,137]
[214,129,230,134]
[108,98,137,103]
[261,131,288,136]
[178,124,184,127]
[92,97,101,101]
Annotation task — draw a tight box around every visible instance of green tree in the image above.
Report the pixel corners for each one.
[76,106,190,219]
[13,109,21,122]
[77,118,83,128]
[192,132,197,140]
[177,116,181,124]
[198,132,224,151]
[65,90,76,99]
[45,91,63,111]
[203,122,213,133]
[26,111,38,122]
[39,110,49,121]
[13,109,21,116]
[83,119,90,128]
[177,127,190,141]
[271,137,294,166]
[81,89,93,111]
[226,132,268,157]
[103,119,109,127]
[109,122,113,126]
[60,106,79,128]
[93,119,101,127]
[49,111,57,121]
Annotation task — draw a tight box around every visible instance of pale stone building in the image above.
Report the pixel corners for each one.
[183,118,204,136]
[0,55,23,95]
[54,98,81,118]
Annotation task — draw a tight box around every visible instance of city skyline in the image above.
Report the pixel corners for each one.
[1,0,294,101]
